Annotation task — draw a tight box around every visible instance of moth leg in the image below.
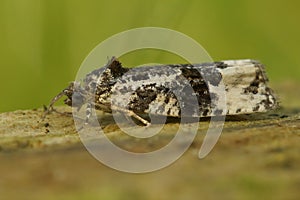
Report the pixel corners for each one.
[111,105,151,126]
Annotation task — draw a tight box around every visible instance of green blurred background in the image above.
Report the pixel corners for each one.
[0,0,299,113]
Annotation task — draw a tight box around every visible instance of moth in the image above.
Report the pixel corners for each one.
[46,57,278,126]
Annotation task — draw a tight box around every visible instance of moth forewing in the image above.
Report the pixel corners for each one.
[46,58,278,125]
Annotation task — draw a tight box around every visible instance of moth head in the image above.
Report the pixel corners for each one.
[63,82,86,108]
[46,81,86,114]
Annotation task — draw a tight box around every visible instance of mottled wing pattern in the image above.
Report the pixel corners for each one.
[220,59,277,115]
[110,60,277,117]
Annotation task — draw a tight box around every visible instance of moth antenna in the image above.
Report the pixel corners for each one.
[42,90,66,119]
[48,90,66,110]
